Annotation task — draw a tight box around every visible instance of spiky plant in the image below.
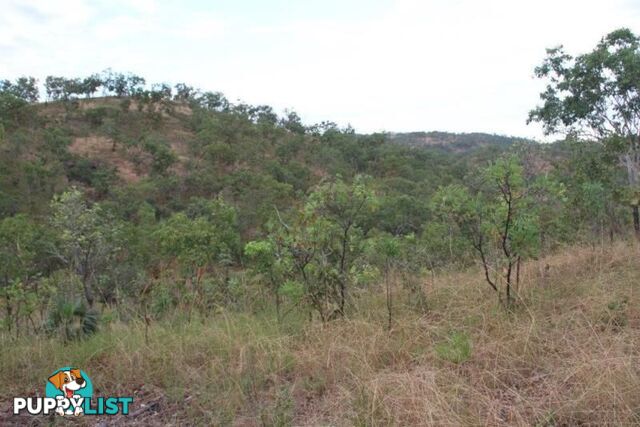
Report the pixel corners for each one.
[45,297,99,341]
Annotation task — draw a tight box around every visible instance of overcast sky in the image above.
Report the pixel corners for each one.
[1,0,639,139]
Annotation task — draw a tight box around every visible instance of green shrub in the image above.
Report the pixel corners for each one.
[435,331,472,364]
[143,137,177,175]
[84,106,120,127]
[45,297,99,341]
[260,386,294,427]
[601,296,629,331]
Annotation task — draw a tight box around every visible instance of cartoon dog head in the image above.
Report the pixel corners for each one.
[48,369,86,398]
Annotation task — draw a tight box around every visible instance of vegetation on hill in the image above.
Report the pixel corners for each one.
[387,131,526,152]
[1,27,639,425]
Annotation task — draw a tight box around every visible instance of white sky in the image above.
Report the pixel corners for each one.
[1,0,639,139]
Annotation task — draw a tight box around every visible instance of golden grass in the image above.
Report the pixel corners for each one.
[2,242,640,425]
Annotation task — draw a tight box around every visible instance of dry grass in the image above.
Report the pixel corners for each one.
[69,135,148,183]
[2,242,640,425]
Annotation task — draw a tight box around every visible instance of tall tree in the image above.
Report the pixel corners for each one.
[81,74,103,98]
[50,189,120,307]
[44,76,66,101]
[434,157,539,305]
[304,175,378,316]
[529,28,640,236]
[1,77,39,103]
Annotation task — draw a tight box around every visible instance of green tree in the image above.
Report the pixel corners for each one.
[266,211,332,321]
[156,199,239,269]
[143,137,177,175]
[174,83,196,101]
[154,197,240,312]
[560,140,623,242]
[305,175,378,316]
[44,76,66,101]
[50,189,121,307]
[529,28,640,236]
[280,110,305,134]
[102,70,127,97]
[365,233,401,330]
[81,74,103,98]
[434,157,539,305]
[244,237,293,321]
[0,214,45,334]
[195,91,229,112]
[0,92,29,128]
[254,176,377,322]
[1,77,39,103]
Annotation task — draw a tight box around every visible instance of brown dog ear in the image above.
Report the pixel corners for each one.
[48,372,65,389]
[70,369,82,381]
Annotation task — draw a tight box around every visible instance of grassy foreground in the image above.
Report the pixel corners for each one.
[2,243,640,426]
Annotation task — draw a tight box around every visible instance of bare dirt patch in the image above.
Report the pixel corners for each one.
[70,136,148,183]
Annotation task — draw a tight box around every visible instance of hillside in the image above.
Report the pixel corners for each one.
[0,73,635,426]
[0,94,528,237]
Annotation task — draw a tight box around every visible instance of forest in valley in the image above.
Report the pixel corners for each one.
[1,28,640,425]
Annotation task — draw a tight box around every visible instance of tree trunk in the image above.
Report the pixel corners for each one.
[82,277,94,308]
[80,247,95,308]
[337,224,352,317]
[506,263,512,305]
[516,256,521,292]
[385,265,392,331]
[623,151,640,239]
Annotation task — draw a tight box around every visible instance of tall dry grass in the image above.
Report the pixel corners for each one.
[2,242,640,425]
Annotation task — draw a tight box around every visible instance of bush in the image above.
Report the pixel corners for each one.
[84,107,111,127]
[45,297,99,341]
[143,137,177,175]
[435,331,471,364]
[600,296,629,332]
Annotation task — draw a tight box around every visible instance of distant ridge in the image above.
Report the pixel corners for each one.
[387,131,532,152]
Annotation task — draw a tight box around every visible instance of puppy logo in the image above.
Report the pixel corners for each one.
[45,367,93,416]
[13,367,131,416]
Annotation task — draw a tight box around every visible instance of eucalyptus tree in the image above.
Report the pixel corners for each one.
[153,197,240,313]
[50,189,121,308]
[44,76,66,101]
[434,157,540,305]
[529,28,640,236]
[365,233,401,330]
[81,74,103,98]
[305,175,378,316]
[244,236,293,321]
[1,77,39,103]
[247,175,378,321]
[0,214,44,333]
